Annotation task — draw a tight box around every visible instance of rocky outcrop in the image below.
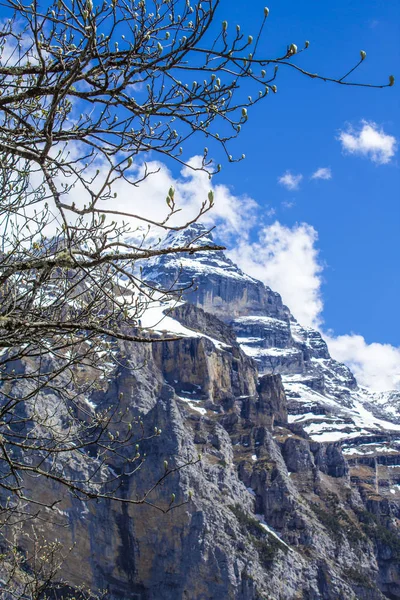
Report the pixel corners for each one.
[4,223,400,599]
[142,224,289,322]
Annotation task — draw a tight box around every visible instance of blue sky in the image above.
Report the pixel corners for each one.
[206,0,399,346]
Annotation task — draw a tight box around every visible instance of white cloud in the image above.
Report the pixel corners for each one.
[228,221,324,328]
[35,153,258,242]
[278,171,303,190]
[311,167,332,180]
[177,157,258,240]
[338,120,397,165]
[325,333,400,391]
[228,218,400,391]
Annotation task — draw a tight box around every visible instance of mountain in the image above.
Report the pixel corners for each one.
[143,224,400,446]
[5,223,400,600]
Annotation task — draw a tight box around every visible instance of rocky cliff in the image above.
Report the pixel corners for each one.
[4,224,400,599]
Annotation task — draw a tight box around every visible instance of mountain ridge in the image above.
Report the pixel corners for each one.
[141,223,400,433]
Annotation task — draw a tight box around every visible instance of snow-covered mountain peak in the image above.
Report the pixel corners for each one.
[142,222,262,292]
[160,222,215,249]
[139,226,400,457]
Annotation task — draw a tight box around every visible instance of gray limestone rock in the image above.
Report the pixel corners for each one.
[3,223,400,600]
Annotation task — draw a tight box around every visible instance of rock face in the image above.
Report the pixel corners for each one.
[5,223,400,599]
[142,224,289,322]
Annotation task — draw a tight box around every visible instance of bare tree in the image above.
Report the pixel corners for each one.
[0,0,393,593]
[0,525,78,600]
